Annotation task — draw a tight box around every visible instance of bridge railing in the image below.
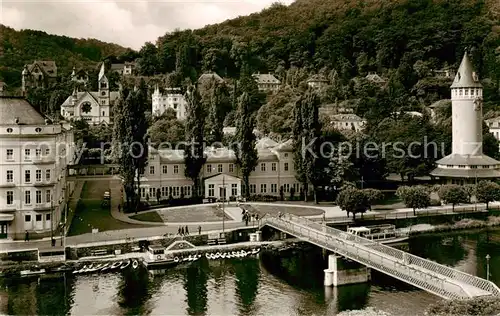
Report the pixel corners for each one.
[261,213,500,298]
[261,215,469,299]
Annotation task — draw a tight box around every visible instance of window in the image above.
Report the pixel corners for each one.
[284,184,290,192]
[229,164,234,173]
[175,187,180,196]
[250,184,256,194]
[206,164,212,173]
[261,163,266,172]
[162,166,168,174]
[35,170,41,182]
[25,190,31,204]
[6,149,13,160]
[6,191,13,205]
[173,165,179,174]
[284,163,289,171]
[218,164,223,173]
[208,184,215,197]
[272,163,277,171]
[260,184,267,193]
[284,153,288,158]
[25,149,31,161]
[6,170,13,183]
[186,186,191,197]
[44,148,50,156]
[231,184,237,196]
[25,215,31,222]
[36,214,42,222]
[45,170,51,181]
[102,111,105,116]
[35,149,41,158]
[25,170,31,183]
[6,128,13,133]
[45,190,51,203]
[36,190,42,204]
[149,166,155,174]
[46,214,51,221]
[271,184,277,193]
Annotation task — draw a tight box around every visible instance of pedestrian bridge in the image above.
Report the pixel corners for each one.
[259,213,500,300]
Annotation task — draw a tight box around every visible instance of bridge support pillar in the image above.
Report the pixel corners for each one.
[325,255,370,287]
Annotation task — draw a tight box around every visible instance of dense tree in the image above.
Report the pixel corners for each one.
[292,95,307,196]
[137,42,158,76]
[437,184,468,211]
[148,115,185,146]
[301,90,323,203]
[363,188,383,212]
[476,180,500,209]
[204,81,231,144]
[234,92,258,198]
[184,85,206,198]
[396,185,431,216]
[336,186,368,220]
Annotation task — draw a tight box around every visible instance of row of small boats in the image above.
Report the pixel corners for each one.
[72,259,139,274]
[204,248,260,260]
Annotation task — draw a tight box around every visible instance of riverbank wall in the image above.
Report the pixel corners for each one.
[406,216,500,237]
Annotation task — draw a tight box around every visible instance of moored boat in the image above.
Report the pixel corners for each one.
[120,260,131,270]
[347,224,409,244]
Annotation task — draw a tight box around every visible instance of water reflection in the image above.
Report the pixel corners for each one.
[2,229,500,315]
[184,260,209,315]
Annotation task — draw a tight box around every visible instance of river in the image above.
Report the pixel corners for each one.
[1,228,500,316]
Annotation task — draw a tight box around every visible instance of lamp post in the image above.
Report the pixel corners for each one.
[214,167,226,235]
[474,169,478,211]
[486,254,491,281]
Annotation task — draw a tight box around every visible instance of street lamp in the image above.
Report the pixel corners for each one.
[474,169,478,211]
[214,167,226,236]
[486,254,491,281]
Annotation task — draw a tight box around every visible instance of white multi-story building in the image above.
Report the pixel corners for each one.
[60,63,119,125]
[0,96,75,240]
[431,51,500,183]
[137,138,301,201]
[151,86,187,120]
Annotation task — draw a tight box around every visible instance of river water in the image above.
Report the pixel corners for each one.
[1,228,500,316]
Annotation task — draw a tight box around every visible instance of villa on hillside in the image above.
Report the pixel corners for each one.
[328,114,366,132]
[252,73,280,92]
[22,61,58,94]
[307,75,329,89]
[137,138,301,201]
[151,86,187,120]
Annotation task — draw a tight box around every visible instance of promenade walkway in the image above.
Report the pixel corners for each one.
[260,213,500,300]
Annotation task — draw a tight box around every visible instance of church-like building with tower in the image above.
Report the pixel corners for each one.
[431,51,500,183]
[60,63,119,125]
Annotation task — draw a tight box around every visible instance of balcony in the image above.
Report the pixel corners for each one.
[0,182,16,188]
[31,156,56,164]
[33,181,56,187]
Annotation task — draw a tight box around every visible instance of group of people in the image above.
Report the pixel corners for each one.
[177,225,203,236]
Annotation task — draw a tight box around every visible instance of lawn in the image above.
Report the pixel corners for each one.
[67,181,148,236]
[155,205,231,223]
[130,211,164,223]
[244,204,324,217]
[372,193,405,211]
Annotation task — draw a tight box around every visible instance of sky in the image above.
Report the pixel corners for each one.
[1,0,294,50]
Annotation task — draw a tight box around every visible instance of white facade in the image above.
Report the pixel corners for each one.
[0,97,75,239]
[60,63,118,125]
[137,138,301,201]
[252,73,281,92]
[151,87,187,120]
[486,117,500,142]
[329,114,366,132]
[431,52,500,181]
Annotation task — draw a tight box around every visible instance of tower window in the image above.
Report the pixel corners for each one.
[465,89,468,96]
[101,91,106,96]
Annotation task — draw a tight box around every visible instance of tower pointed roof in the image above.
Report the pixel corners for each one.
[98,62,106,81]
[451,51,482,88]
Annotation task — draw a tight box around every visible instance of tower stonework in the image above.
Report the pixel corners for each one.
[431,51,500,183]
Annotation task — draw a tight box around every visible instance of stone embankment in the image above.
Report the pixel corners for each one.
[402,216,500,236]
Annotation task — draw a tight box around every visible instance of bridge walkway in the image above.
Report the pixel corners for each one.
[260,213,500,300]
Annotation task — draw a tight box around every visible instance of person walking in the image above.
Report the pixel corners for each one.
[181,226,185,236]
[198,225,202,235]
[25,230,29,242]
[178,226,182,235]
[118,204,121,213]
[185,226,189,235]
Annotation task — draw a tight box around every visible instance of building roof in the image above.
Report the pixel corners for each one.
[252,73,280,84]
[256,137,278,149]
[0,96,47,125]
[450,52,483,88]
[365,73,386,83]
[307,75,328,83]
[198,72,224,83]
[436,154,500,166]
[27,60,57,78]
[273,139,293,152]
[430,167,500,179]
[110,63,125,71]
[429,99,451,109]
[330,114,364,122]
[60,91,120,107]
